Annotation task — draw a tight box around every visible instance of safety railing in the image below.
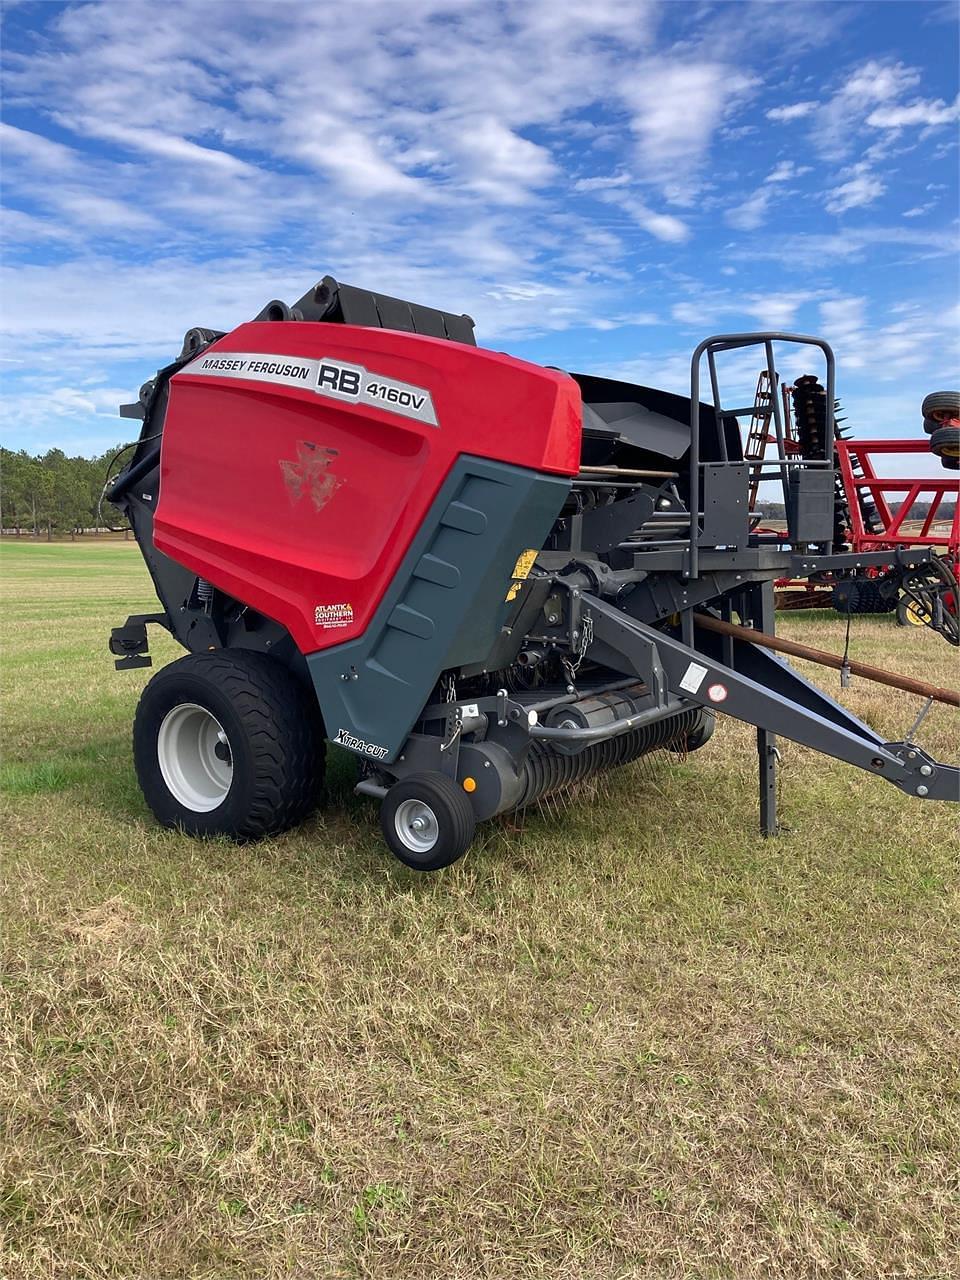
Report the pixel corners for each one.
[687,333,836,579]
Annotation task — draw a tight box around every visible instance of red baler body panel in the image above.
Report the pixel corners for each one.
[153,322,581,654]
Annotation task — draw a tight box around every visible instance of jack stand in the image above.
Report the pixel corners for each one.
[755,581,780,836]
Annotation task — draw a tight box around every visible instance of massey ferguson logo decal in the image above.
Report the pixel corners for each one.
[183,351,438,426]
[314,359,437,426]
[335,729,389,760]
[279,442,343,512]
[198,356,312,380]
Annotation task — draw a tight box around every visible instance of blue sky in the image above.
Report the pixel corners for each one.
[1,0,958,466]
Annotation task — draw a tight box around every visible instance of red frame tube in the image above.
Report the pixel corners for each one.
[834,438,959,568]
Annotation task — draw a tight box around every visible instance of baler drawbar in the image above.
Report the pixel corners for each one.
[106,276,960,869]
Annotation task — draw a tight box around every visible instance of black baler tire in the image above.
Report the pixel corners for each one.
[380,773,476,872]
[133,650,324,840]
[922,416,940,435]
[941,454,959,470]
[929,425,960,459]
[921,391,960,422]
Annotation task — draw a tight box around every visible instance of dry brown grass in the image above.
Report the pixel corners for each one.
[2,541,959,1279]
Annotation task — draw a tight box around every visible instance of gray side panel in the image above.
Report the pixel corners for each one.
[307,458,569,762]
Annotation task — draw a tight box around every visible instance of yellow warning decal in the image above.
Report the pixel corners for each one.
[506,549,538,602]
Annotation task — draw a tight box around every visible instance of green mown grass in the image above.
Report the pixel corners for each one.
[1,539,958,1279]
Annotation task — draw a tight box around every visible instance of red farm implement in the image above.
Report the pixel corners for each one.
[742,371,959,642]
[834,436,958,630]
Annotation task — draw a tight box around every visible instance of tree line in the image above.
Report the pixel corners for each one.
[0,446,127,538]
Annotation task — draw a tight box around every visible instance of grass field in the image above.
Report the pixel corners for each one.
[2,540,958,1279]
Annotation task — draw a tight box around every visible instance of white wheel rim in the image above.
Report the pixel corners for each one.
[394,798,439,854]
[157,702,233,812]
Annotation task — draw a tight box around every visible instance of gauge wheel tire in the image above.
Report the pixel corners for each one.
[941,454,959,470]
[684,708,717,753]
[133,650,325,840]
[897,597,930,628]
[929,425,960,460]
[921,391,960,423]
[922,416,941,435]
[380,772,477,871]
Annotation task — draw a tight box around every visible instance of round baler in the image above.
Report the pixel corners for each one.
[105,276,960,870]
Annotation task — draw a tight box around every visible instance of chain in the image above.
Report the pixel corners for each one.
[439,673,460,752]
[562,611,594,685]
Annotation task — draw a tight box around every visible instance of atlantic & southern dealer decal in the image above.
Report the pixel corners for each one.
[185,351,439,426]
[314,602,354,630]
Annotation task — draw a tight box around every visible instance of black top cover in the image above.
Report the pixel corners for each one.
[291,276,477,345]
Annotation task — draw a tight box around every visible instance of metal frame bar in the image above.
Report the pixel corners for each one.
[582,593,959,805]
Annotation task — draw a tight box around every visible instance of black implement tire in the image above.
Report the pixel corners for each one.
[380,772,476,871]
[922,416,941,435]
[941,454,959,470]
[133,650,324,840]
[684,708,717,752]
[897,597,930,628]
[929,425,960,460]
[921,391,960,422]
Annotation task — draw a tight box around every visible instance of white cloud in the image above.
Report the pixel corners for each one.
[766,101,817,122]
[573,173,632,192]
[448,116,558,202]
[486,281,563,304]
[824,163,886,214]
[58,119,256,174]
[866,94,960,129]
[727,187,774,231]
[729,223,960,267]
[726,160,812,230]
[812,59,921,158]
[1,206,78,244]
[629,204,690,243]
[0,123,80,171]
[820,295,866,348]
[574,182,691,243]
[843,60,920,104]
[51,191,160,231]
[818,295,959,380]
[747,295,799,329]
[4,0,656,219]
[622,60,756,195]
[280,111,426,199]
[0,243,649,383]
[766,160,810,183]
[670,290,800,330]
